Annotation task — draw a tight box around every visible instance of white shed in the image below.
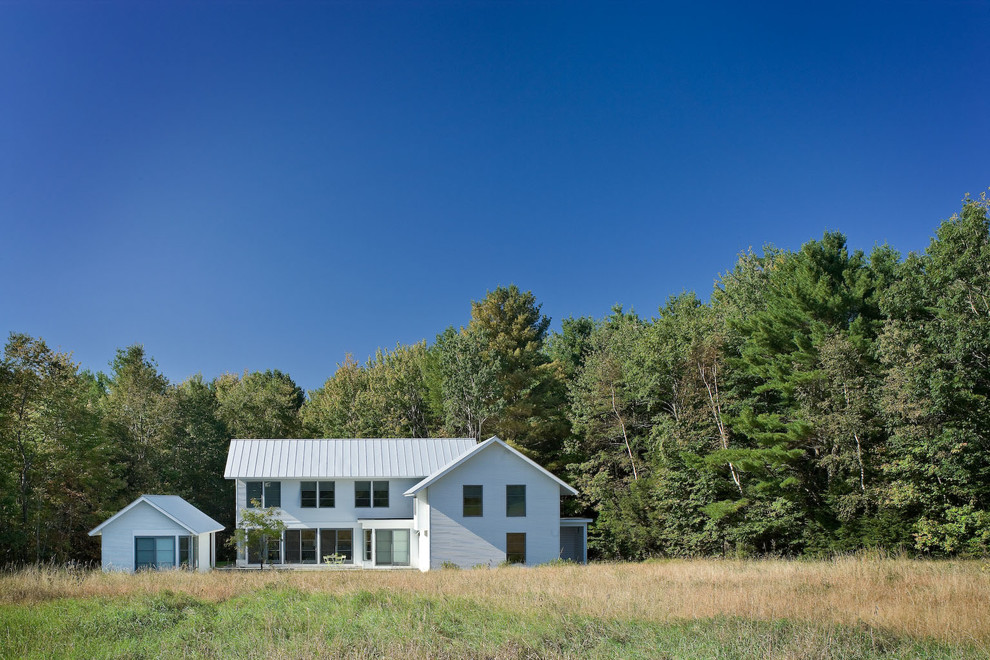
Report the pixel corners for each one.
[89,495,223,573]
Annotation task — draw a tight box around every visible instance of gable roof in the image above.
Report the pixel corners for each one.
[223,438,478,479]
[404,436,578,497]
[88,495,224,536]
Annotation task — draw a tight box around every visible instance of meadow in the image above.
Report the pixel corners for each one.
[1,557,988,659]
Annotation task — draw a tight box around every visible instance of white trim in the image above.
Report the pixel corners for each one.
[404,437,578,497]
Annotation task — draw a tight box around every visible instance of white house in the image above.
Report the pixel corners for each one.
[89,495,223,572]
[223,436,589,571]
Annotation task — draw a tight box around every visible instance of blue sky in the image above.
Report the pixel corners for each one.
[2,1,988,393]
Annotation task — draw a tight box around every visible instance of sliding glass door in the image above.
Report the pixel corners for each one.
[374,530,410,566]
[135,536,175,570]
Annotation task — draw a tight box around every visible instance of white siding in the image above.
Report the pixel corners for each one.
[235,478,418,524]
[99,502,189,572]
[427,443,561,569]
[234,478,420,567]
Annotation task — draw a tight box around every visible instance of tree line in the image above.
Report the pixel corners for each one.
[2,193,988,564]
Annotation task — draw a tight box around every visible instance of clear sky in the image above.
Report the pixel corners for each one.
[2,1,988,393]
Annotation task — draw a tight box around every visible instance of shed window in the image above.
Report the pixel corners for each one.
[246,481,281,508]
[506,485,526,517]
[506,533,526,564]
[463,485,483,517]
[178,536,193,567]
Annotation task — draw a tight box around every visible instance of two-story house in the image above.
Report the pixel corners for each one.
[223,436,589,571]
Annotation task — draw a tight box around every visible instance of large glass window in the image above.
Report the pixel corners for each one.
[356,481,389,508]
[463,485,483,517]
[246,481,281,508]
[506,533,526,564]
[320,529,353,563]
[135,536,175,571]
[302,481,335,508]
[506,485,526,517]
[249,535,281,564]
[375,530,410,566]
[284,529,318,564]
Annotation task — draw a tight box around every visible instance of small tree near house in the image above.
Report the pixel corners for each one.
[227,499,286,569]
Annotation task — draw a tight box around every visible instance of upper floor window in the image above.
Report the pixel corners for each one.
[506,484,526,517]
[355,481,389,508]
[301,481,335,508]
[463,485,483,517]
[246,481,281,508]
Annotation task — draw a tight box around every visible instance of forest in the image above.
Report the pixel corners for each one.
[2,193,988,564]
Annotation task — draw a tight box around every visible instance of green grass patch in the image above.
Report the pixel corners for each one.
[0,586,979,659]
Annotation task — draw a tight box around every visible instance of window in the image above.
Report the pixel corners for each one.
[246,481,262,507]
[246,535,280,564]
[178,536,193,568]
[301,482,316,508]
[356,481,389,508]
[364,530,373,561]
[246,481,281,508]
[506,533,526,564]
[319,482,335,508]
[373,481,389,508]
[375,530,410,566]
[320,529,353,563]
[135,536,175,571]
[302,481,335,508]
[506,485,526,517]
[463,485,483,517]
[284,529,318,564]
[356,482,371,507]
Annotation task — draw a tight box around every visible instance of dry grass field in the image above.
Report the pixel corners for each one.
[2,557,988,658]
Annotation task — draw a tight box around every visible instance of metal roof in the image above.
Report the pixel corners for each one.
[223,438,478,479]
[89,495,224,536]
[404,436,578,497]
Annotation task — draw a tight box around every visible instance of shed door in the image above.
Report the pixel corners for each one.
[559,526,583,562]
